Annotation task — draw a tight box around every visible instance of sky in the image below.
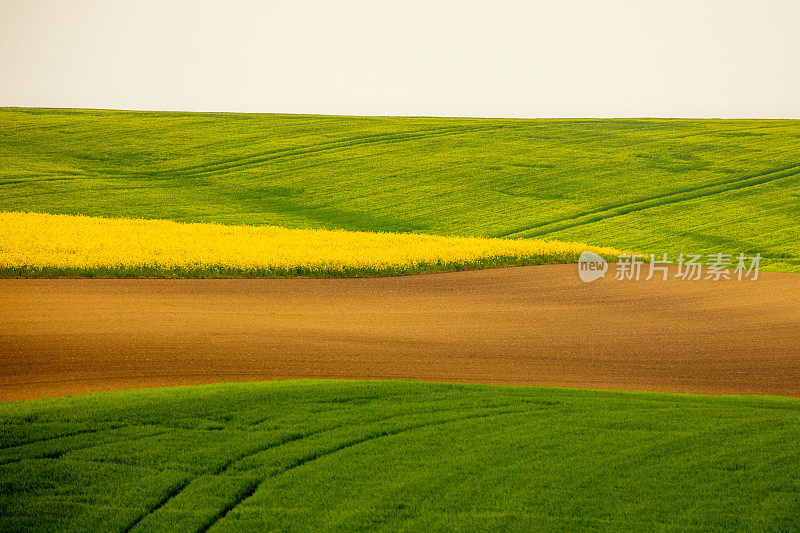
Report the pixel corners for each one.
[1,0,799,118]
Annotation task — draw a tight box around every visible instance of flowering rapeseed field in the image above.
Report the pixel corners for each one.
[0,211,621,277]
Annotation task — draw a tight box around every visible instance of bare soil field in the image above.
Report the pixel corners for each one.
[1,264,798,401]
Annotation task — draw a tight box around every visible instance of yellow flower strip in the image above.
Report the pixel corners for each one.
[0,211,622,276]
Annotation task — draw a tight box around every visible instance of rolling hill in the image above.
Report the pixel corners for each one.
[2,380,799,531]
[1,108,798,272]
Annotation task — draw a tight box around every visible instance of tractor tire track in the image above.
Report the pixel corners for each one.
[0,425,124,450]
[495,163,800,238]
[147,125,495,175]
[110,125,515,182]
[0,428,167,468]
[121,477,194,533]
[121,401,499,532]
[198,407,528,532]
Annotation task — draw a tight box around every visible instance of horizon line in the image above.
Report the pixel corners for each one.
[2,106,799,121]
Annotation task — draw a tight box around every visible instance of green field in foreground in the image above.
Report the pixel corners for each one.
[1,380,798,531]
[1,108,799,272]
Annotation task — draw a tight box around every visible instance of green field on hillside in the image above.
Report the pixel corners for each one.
[1,108,798,272]
[1,380,798,531]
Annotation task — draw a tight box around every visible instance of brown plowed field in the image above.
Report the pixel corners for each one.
[1,265,798,401]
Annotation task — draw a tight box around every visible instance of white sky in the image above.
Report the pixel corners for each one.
[1,0,799,118]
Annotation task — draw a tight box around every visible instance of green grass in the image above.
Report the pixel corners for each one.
[1,380,798,531]
[1,107,799,272]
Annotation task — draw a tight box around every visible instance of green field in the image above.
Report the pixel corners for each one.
[1,108,798,272]
[1,380,798,531]
[3,109,799,531]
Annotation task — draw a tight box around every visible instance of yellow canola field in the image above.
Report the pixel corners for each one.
[0,211,622,275]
